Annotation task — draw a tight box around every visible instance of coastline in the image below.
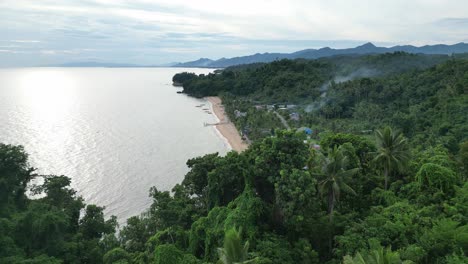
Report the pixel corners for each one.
[205,96,249,152]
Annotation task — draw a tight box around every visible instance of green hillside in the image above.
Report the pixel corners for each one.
[1,52,467,263]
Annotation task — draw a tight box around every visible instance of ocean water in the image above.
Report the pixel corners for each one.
[0,67,228,223]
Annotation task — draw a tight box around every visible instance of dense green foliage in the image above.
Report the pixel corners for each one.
[176,52,467,146]
[103,129,465,263]
[3,52,467,263]
[172,72,197,86]
[0,144,117,263]
[175,52,451,101]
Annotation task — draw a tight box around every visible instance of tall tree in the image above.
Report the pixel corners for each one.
[315,146,359,257]
[459,141,468,181]
[317,146,359,222]
[0,144,35,210]
[373,127,410,190]
[343,239,412,264]
[217,227,254,264]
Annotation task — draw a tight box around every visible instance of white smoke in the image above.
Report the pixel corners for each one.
[304,68,378,113]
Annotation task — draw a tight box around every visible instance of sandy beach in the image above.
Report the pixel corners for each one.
[206,96,249,152]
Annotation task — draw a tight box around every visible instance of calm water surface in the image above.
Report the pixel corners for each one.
[0,67,228,223]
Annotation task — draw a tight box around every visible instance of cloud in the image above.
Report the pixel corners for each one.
[11,40,42,43]
[159,47,200,54]
[53,29,111,40]
[40,50,80,55]
[436,17,468,26]
[1,0,468,66]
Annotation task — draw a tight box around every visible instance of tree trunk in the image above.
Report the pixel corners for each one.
[384,167,388,190]
[328,191,335,257]
[328,192,335,223]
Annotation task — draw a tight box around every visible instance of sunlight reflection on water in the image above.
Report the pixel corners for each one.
[0,67,228,224]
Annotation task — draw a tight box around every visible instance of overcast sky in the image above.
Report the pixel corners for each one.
[1,0,467,66]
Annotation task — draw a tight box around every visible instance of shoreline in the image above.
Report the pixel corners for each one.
[205,96,249,152]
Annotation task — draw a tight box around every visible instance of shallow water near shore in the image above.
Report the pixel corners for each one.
[0,67,228,223]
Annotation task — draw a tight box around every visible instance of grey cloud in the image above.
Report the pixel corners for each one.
[53,29,111,39]
[11,40,42,43]
[436,18,468,27]
[1,0,468,67]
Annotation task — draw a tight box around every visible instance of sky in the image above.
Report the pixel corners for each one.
[0,0,467,67]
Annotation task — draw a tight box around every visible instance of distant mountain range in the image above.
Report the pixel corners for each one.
[49,42,468,68]
[55,62,151,67]
[173,42,468,68]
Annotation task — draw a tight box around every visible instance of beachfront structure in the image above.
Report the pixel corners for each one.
[276,104,298,109]
[255,105,265,110]
[234,109,247,118]
[290,112,300,121]
[297,127,313,135]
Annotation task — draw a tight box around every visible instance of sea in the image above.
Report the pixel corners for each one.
[0,67,228,223]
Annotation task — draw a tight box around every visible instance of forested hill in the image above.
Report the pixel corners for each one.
[173,42,468,68]
[2,52,467,263]
[174,52,454,99]
[174,52,467,148]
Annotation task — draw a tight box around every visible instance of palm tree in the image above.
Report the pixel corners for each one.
[343,240,412,264]
[217,227,255,264]
[317,146,359,222]
[373,127,410,190]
